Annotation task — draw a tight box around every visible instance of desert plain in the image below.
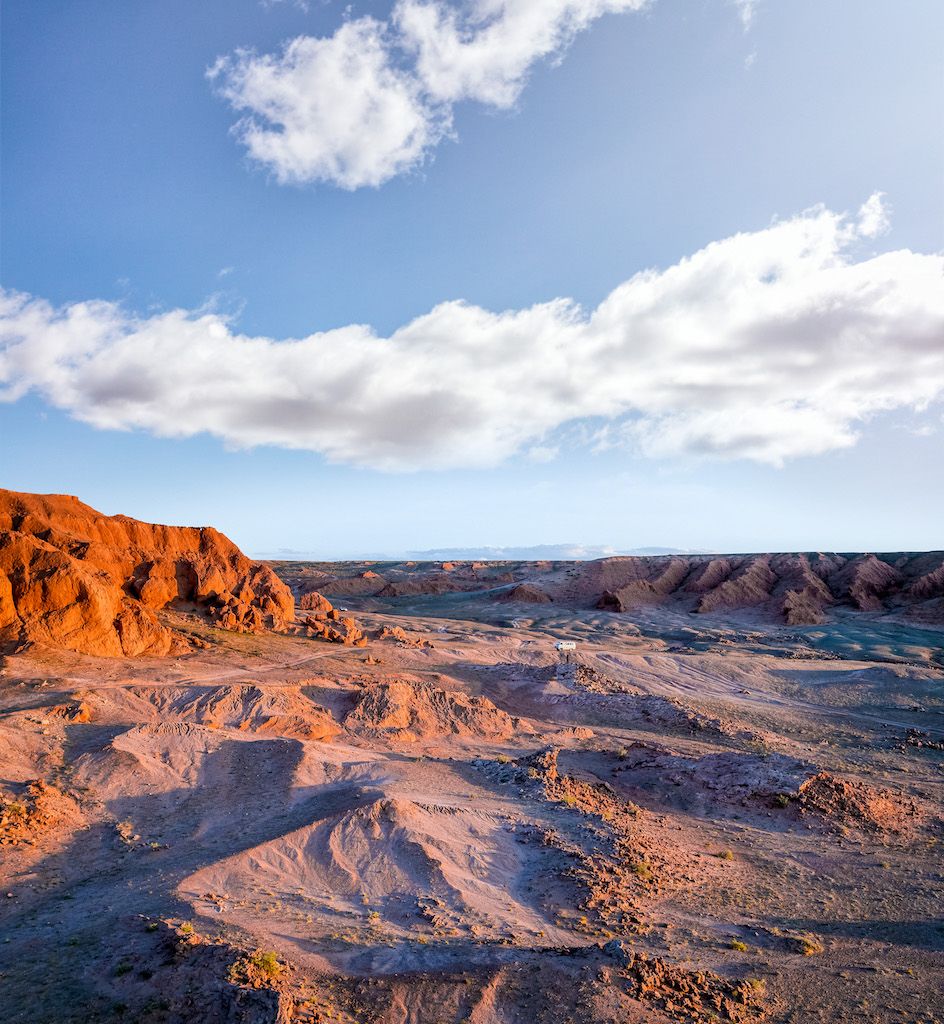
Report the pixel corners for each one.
[1,490,943,1024]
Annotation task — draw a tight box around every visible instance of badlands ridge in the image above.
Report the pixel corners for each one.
[0,490,942,1024]
[291,551,944,626]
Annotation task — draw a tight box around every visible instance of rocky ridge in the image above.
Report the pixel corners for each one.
[0,489,297,657]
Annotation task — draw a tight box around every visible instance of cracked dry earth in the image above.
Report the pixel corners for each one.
[1,589,943,1024]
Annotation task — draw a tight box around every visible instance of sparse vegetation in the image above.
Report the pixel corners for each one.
[229,949,284,987]
[793,934,824,956]
[629,859,653,882]
[248,950,282,979]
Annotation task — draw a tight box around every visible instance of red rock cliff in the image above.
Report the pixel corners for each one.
[0,489,295,657]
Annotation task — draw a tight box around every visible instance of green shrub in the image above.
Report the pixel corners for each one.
[249,950,282,980]
[629,860,653,882]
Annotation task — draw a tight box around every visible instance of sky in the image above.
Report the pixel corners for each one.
[1,0,942,557]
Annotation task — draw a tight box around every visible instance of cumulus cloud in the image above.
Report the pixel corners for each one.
[209,0,648,188]
[2,196,942,470]
[209,20,438,189]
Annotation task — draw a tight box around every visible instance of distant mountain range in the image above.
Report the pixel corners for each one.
[255,544,702,561]
[404,545,703,560]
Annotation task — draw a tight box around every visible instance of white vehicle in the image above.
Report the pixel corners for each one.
[555,641,577,651]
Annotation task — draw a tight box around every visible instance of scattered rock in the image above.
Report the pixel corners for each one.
[795,771,925,833]
[0,780,81,847]
[303,612,366,646]
[375,624,433,648]
[603,944,767,1022]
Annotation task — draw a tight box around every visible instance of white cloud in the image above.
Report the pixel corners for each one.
[396,0,647,107]
[263,0,311,11]
[732,0,758,30]
[209,0,648,188]
[857,191,890,238]
[525,443,560,463]
[208,20,440,189]
[2,196,942,470]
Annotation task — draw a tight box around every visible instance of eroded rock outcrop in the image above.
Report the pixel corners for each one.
[495,582,553,604]
[0,489,295,657]
[298,590,333,615]
[592,551,944,624]
[375,624,433,648]
[295,587,366,645]
[795,771,925,834]
[344,678,521,740]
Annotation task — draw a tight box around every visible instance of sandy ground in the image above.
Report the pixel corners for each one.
[1,590,942,1024]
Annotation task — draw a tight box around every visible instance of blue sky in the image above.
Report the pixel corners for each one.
[1,0,942,556]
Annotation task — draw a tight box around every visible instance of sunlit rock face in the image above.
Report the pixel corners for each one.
[0,488,295,656]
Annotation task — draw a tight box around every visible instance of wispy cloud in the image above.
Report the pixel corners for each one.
[261,0,311,12]
[731,0,758,30]
[209,0,649,189]
[856,190,890,238]
[2,196,941,470]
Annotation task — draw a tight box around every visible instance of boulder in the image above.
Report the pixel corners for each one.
[298,590,333,615]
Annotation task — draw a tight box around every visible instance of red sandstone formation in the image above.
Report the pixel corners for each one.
[301,611,366,646]
[375,624,434,647]
[298,590,333,615]
[0,488,295,657]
